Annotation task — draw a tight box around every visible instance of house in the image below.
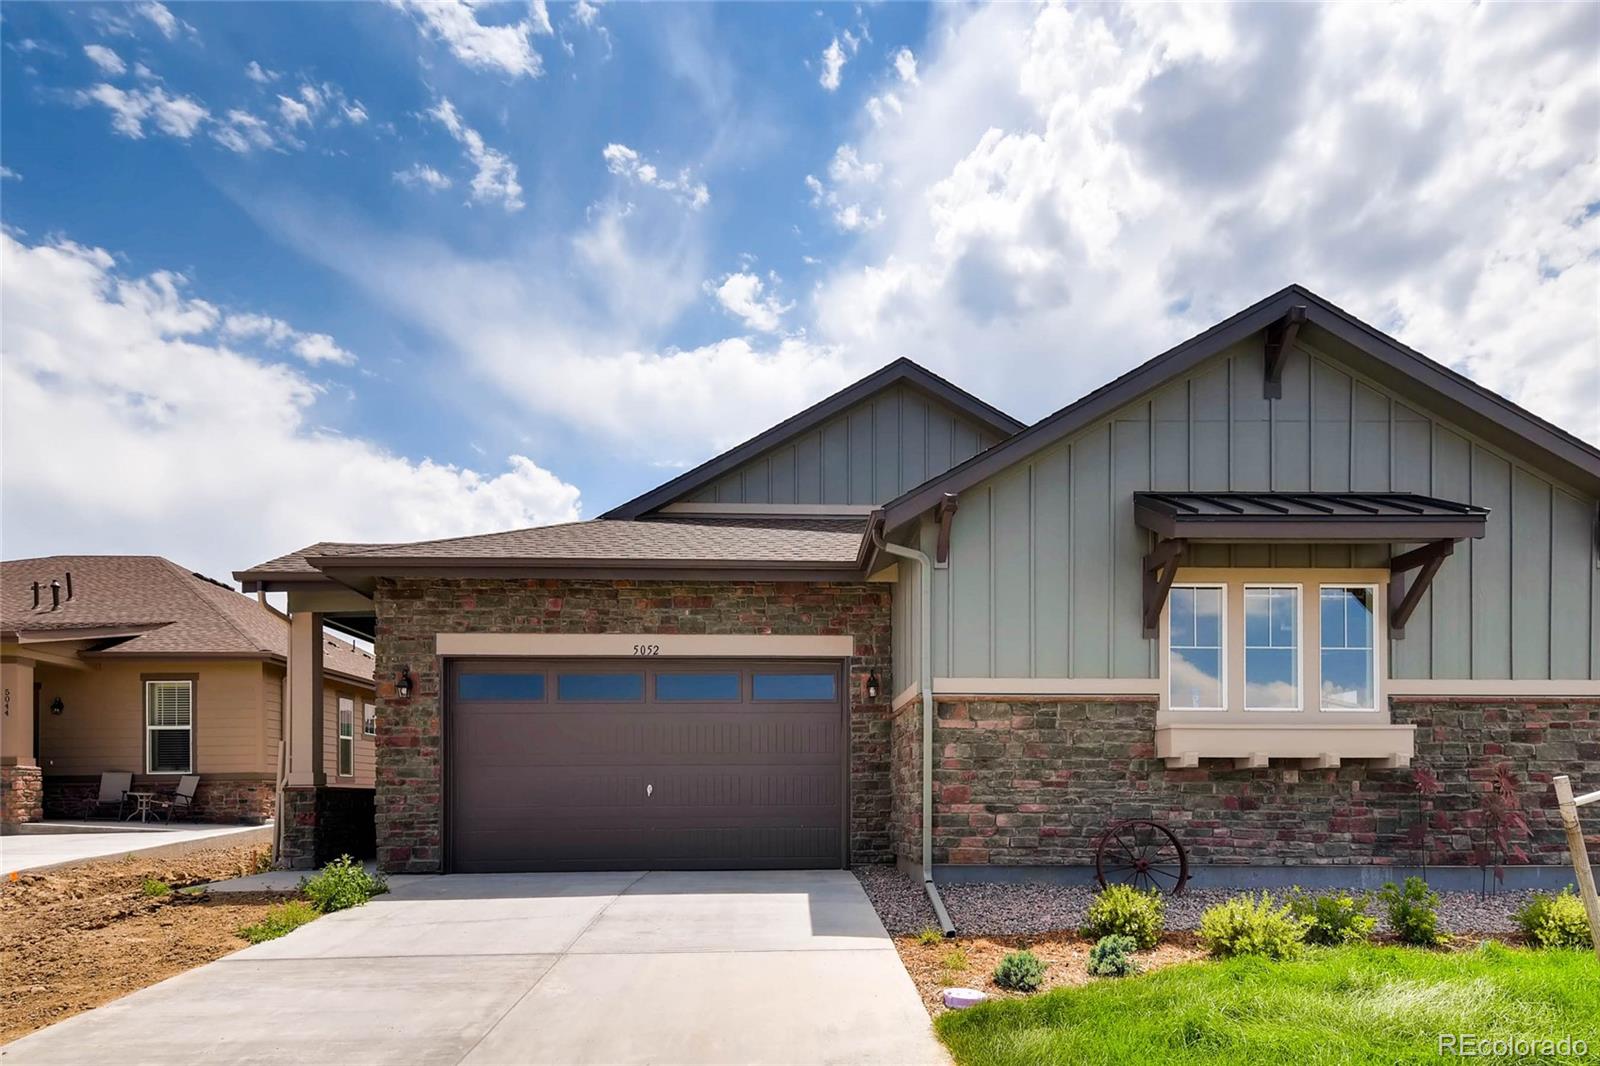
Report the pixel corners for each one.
[235,286,1599,883]
[0,556,375,842]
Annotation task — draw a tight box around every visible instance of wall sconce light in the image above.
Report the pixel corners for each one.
[49,696,65,716]
[396,669,413,699]
[866,672,880,700]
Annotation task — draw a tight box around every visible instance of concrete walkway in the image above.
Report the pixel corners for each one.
[1,870,947,1065]
[0,822,271,876]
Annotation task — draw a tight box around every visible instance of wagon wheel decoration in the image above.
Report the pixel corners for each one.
[1094,819,1189,896]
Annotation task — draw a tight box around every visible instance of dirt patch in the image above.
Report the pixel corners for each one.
[893,931,1207,1015]
[1,844,295,1045]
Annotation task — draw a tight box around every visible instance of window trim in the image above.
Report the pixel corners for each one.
[1166,583,1227,712]
[555,671,646,703]
[1242,583,1303,712]
[143,677,195,776]
[337,695,354,777]
[1318,583,1380,713]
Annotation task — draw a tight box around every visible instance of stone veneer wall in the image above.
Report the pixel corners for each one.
[43,775,275,824]
[372,578,893,874]
[889,701,922,866]
[277,787,378,869]
[918,696,1599,867]
[2,765,44,826]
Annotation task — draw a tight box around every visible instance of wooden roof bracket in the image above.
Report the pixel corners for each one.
[1388,538,1456,639]
[1263,304,1307,399]
[1142,537,1187,638]
[934,494,960,564]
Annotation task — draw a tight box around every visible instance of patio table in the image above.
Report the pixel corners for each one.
[123,791,158,823]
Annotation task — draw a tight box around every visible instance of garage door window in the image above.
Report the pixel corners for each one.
[557,673,644,701]
[752,673,837,701]
[656,673,741,701]
[459,673,545,701]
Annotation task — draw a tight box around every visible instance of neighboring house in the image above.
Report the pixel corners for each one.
[0,556,375,829]
[236,288,1600,883]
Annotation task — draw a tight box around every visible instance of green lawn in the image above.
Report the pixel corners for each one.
[935,944,1600,1066]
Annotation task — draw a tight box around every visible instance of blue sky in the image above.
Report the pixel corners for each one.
[3,2,1597,586]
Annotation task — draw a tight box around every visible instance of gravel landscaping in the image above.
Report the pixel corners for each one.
[856,866,1538,937]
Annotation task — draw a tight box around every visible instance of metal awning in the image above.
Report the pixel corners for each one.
[1134,492,1490,641]
[1134,492,1488,542]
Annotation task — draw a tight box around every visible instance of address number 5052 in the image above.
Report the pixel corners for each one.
[632,644,661,656]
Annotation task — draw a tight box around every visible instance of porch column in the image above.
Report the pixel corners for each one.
[285,613,325,788]
[1,657,43,825]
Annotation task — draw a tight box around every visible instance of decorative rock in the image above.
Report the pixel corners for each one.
[942,988,987,1010]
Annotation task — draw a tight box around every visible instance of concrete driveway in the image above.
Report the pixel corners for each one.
[1,870,946,1065]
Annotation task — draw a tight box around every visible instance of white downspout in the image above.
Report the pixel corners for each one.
[872,522,956,937]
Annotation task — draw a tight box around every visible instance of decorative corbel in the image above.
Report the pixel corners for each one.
[934,493,960,564]
[1263,305,1307,399]
[1142,537,1187,638]
[1388,539,1456,638]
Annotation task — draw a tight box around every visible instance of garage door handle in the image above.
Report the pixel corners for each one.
[646,784,653,798]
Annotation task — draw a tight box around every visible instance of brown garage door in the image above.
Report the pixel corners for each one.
[447,659,846,872]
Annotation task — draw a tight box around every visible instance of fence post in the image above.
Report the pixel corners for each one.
[1552,775,1600,962]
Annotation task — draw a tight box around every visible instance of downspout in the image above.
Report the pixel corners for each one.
[871,521,956,937]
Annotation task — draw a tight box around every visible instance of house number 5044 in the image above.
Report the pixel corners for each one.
[632,644,661,656]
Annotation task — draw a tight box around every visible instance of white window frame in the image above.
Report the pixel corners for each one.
[362,699,376,737]
[1167,583,1227,711]
[337,696,354,777]
[1242,583,1303,712]
[1318,583,1380,712]
[144,680,193,775]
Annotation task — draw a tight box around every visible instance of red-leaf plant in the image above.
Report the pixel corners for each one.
[1409,766,1443,878]
[1474,762,1531,897]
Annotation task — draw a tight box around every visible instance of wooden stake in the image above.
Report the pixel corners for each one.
[1552,775,1600,962]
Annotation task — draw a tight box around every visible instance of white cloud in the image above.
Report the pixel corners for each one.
[277,93,312,127]
[574,0,602,28]
[77,83,208,139]
[0,166,20,181]
[805,145,884,232]
[602,143,709,209]
[429,98,524,211]
[211,109,275,153]
[83,44,126,76]
[0,232,580,584]
[394,163,453,191]
[136,2,184,39]
[389,0,552,79]
[892,47,918,84]
[221,312,357,365]
[707,271,793,334]
[819,31,862,93]
[245,60,279,84]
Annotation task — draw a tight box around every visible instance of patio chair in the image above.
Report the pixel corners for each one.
[81,771,134,820]
[152,775,201,823]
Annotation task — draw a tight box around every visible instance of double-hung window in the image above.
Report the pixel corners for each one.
[337,696,354,777]
[1320,585,1377,710]
[145,680,193,774]
[362,700,376,737]
[1244,585,1301,710]
[1168,585,1224,710]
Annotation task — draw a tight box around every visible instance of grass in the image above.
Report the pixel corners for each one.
[935,943,1600,1066]
[140,879,171,897]
[237,900,320,944]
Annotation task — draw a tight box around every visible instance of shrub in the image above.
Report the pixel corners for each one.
[1286,888,1377,946]
[992,949,1047,993]
[939,946,970,980]
[299,854,388,914]
[141,878,171,897]
[1514,889,1594,950]
[1198,893,1306,960]
[1378,877,1449,947]
[1082,884,1166,949]
[915,927,945,947]
[238,900,320,944]
[1087,934,1140,977]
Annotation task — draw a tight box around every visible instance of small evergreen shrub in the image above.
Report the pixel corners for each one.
[1082,884,1165,949]
[141,878,171,897]
[1087,934,1140,977]
[1514,889,1593,950]
[1378,877,1448,947]
[992,949,1047,992]
[299,855,388,914]
[1286,888,1377,946]
[238,900,320,943]
[1198,893,1306,960]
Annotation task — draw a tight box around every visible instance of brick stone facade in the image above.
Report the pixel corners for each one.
[889,702,922,865]
[914,696,1599,868]
[2,764,44,826]
[371,578,893,874]
[43,775,276,823]
[278,786,376,869]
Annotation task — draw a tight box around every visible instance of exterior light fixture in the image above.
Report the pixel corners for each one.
[866,671,880,699]
[49,696,65,716]
[396,669,413,699]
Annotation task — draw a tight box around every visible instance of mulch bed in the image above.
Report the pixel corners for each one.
[1,844,296,1045]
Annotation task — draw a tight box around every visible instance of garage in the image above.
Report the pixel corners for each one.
[446,658,847,872]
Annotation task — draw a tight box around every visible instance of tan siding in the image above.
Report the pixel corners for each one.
[323,679,375,788]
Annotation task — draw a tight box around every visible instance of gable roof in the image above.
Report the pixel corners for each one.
[879,284,1600,531]
[2,555,374,684]
[600,358,1025,520]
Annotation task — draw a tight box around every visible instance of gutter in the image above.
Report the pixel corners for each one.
[870,517,956,937]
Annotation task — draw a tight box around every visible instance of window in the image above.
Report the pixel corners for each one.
[752,673,837,701]
[557,673,644,701]
[1244,585,1300,709]
[1321,586,1377,710]
[337,696,354,777]
[1168,586,1224,710]
[362,700,376,736]
[656,673,741,701]
[459,673,545,701]
[145,680,193,774]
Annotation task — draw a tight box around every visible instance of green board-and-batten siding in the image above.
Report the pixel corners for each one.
[914,338,1600,682]
[686,383,1004,508]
